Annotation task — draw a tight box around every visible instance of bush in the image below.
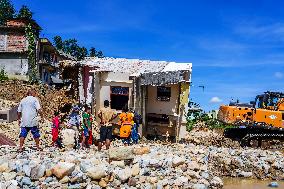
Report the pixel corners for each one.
[186,101,231,131]
[0,68,8,82]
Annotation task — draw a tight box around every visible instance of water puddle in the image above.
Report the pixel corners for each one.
[223,177,284,189]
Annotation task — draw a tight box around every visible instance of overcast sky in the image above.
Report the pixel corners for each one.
[13,0,284,111]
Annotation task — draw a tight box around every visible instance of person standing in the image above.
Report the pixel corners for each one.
[81,105,92,149]
[118,105,134,146]
[17,89,43,152]
[67,105,81,149]
[98,100,117,151]
[51,111,61,147]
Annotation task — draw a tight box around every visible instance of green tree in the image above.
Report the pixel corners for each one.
[53,36,64,50]
[17,5,33,20]
[89,47,97,57]
[96,50,104,58]
[0,0,15,25]
[89,47,104,58]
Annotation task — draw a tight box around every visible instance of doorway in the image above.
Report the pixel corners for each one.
[110,86,129,110]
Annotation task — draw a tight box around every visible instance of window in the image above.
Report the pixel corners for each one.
[157,86,171,101]
[110,86,129,110]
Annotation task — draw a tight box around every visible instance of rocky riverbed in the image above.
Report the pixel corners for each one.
[0,140,283,189]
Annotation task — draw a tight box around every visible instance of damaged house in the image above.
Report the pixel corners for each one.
[77,57,192,141]
[38,38,76,86]
[0,18,41,79]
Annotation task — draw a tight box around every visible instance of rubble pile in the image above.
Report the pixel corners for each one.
[0,99,17,110]
[208,146,284,180]
[0,143,282,189]
[0,80,76,119]
[185,128,240,148]
[0,120,53,147]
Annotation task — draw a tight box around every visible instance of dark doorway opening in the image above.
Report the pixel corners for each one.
[110,86,129,110]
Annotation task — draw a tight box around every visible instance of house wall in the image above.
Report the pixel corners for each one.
[96,72,133,113]
[146,84,179,115]
[0,54,28,77]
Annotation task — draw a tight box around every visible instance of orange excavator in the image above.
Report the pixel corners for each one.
[218,91,284,147]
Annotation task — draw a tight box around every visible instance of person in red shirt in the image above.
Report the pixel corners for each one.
[52,111,61,147]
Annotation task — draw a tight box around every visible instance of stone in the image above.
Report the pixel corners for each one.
[60,176,70,184]
[3,172,16,181]
[45,169,52,177]
[110,160,125,168]
[131,163,140,176]
[0,162,9,172]
[268,182,279,188]
[23,164,31,177]
[51,162,75,179]
[115,167,132,182]
[61,129,76,149]
[172,156,185,167]
[108,147,134,161]
[44,177,53,183]
[128,178,137,186]
[193,183,207,189]
[99,179,107,188]
[21,177,31,186]
[133,146,150,155]
[31,164,46,180]
[210,176,223,188]
[188,161,200,171]
[239,171,253,178]
[68,184,81,189]
[87,166,106,180]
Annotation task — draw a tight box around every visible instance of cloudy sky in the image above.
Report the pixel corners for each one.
[13,0,284,111]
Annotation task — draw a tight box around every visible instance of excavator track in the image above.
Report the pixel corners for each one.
[224,126,284,147]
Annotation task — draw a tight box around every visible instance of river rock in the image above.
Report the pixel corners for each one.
[99,179,107,187]
[61,129,76,149]
[3,172,16,181]
[172,156,185,167]
[239,171,253,178]
[51,162,75,179]
[210,176,223,188]
[193,183,207,189]
[21,177,31,186]
[110,160,125,168]
[115,167,132,182]
[30,164,46,180]
[133,146,150,155]
[87,166,106,180]
[0,161,9,172]
[59,176,70,184]
[131,163,140,176]
[108,147,134,161]
[268,182,279,188]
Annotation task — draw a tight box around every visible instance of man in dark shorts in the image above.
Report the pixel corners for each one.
[17,89,43,152]
[98,100,117,151]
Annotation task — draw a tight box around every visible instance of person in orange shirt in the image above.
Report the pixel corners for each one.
[118,105,134,145]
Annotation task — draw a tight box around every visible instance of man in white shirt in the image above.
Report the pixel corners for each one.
[17,89,43,152]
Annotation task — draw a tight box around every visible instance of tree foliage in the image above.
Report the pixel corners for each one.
[89,47,104,58]
[25,23,38,83]
[53,36,104,60]
[17,5,33,20]
[186,101,231,131]
[0,68,8,81]
[0,0,15,25]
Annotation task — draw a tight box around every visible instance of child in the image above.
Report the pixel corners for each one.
[52,111,61,147]
[81,105,92,149]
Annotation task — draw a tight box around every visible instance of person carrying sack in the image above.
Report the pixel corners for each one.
[119,105,134,145]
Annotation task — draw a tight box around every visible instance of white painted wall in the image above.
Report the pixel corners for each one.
[146,84,179,115]
[96,72,133,112]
